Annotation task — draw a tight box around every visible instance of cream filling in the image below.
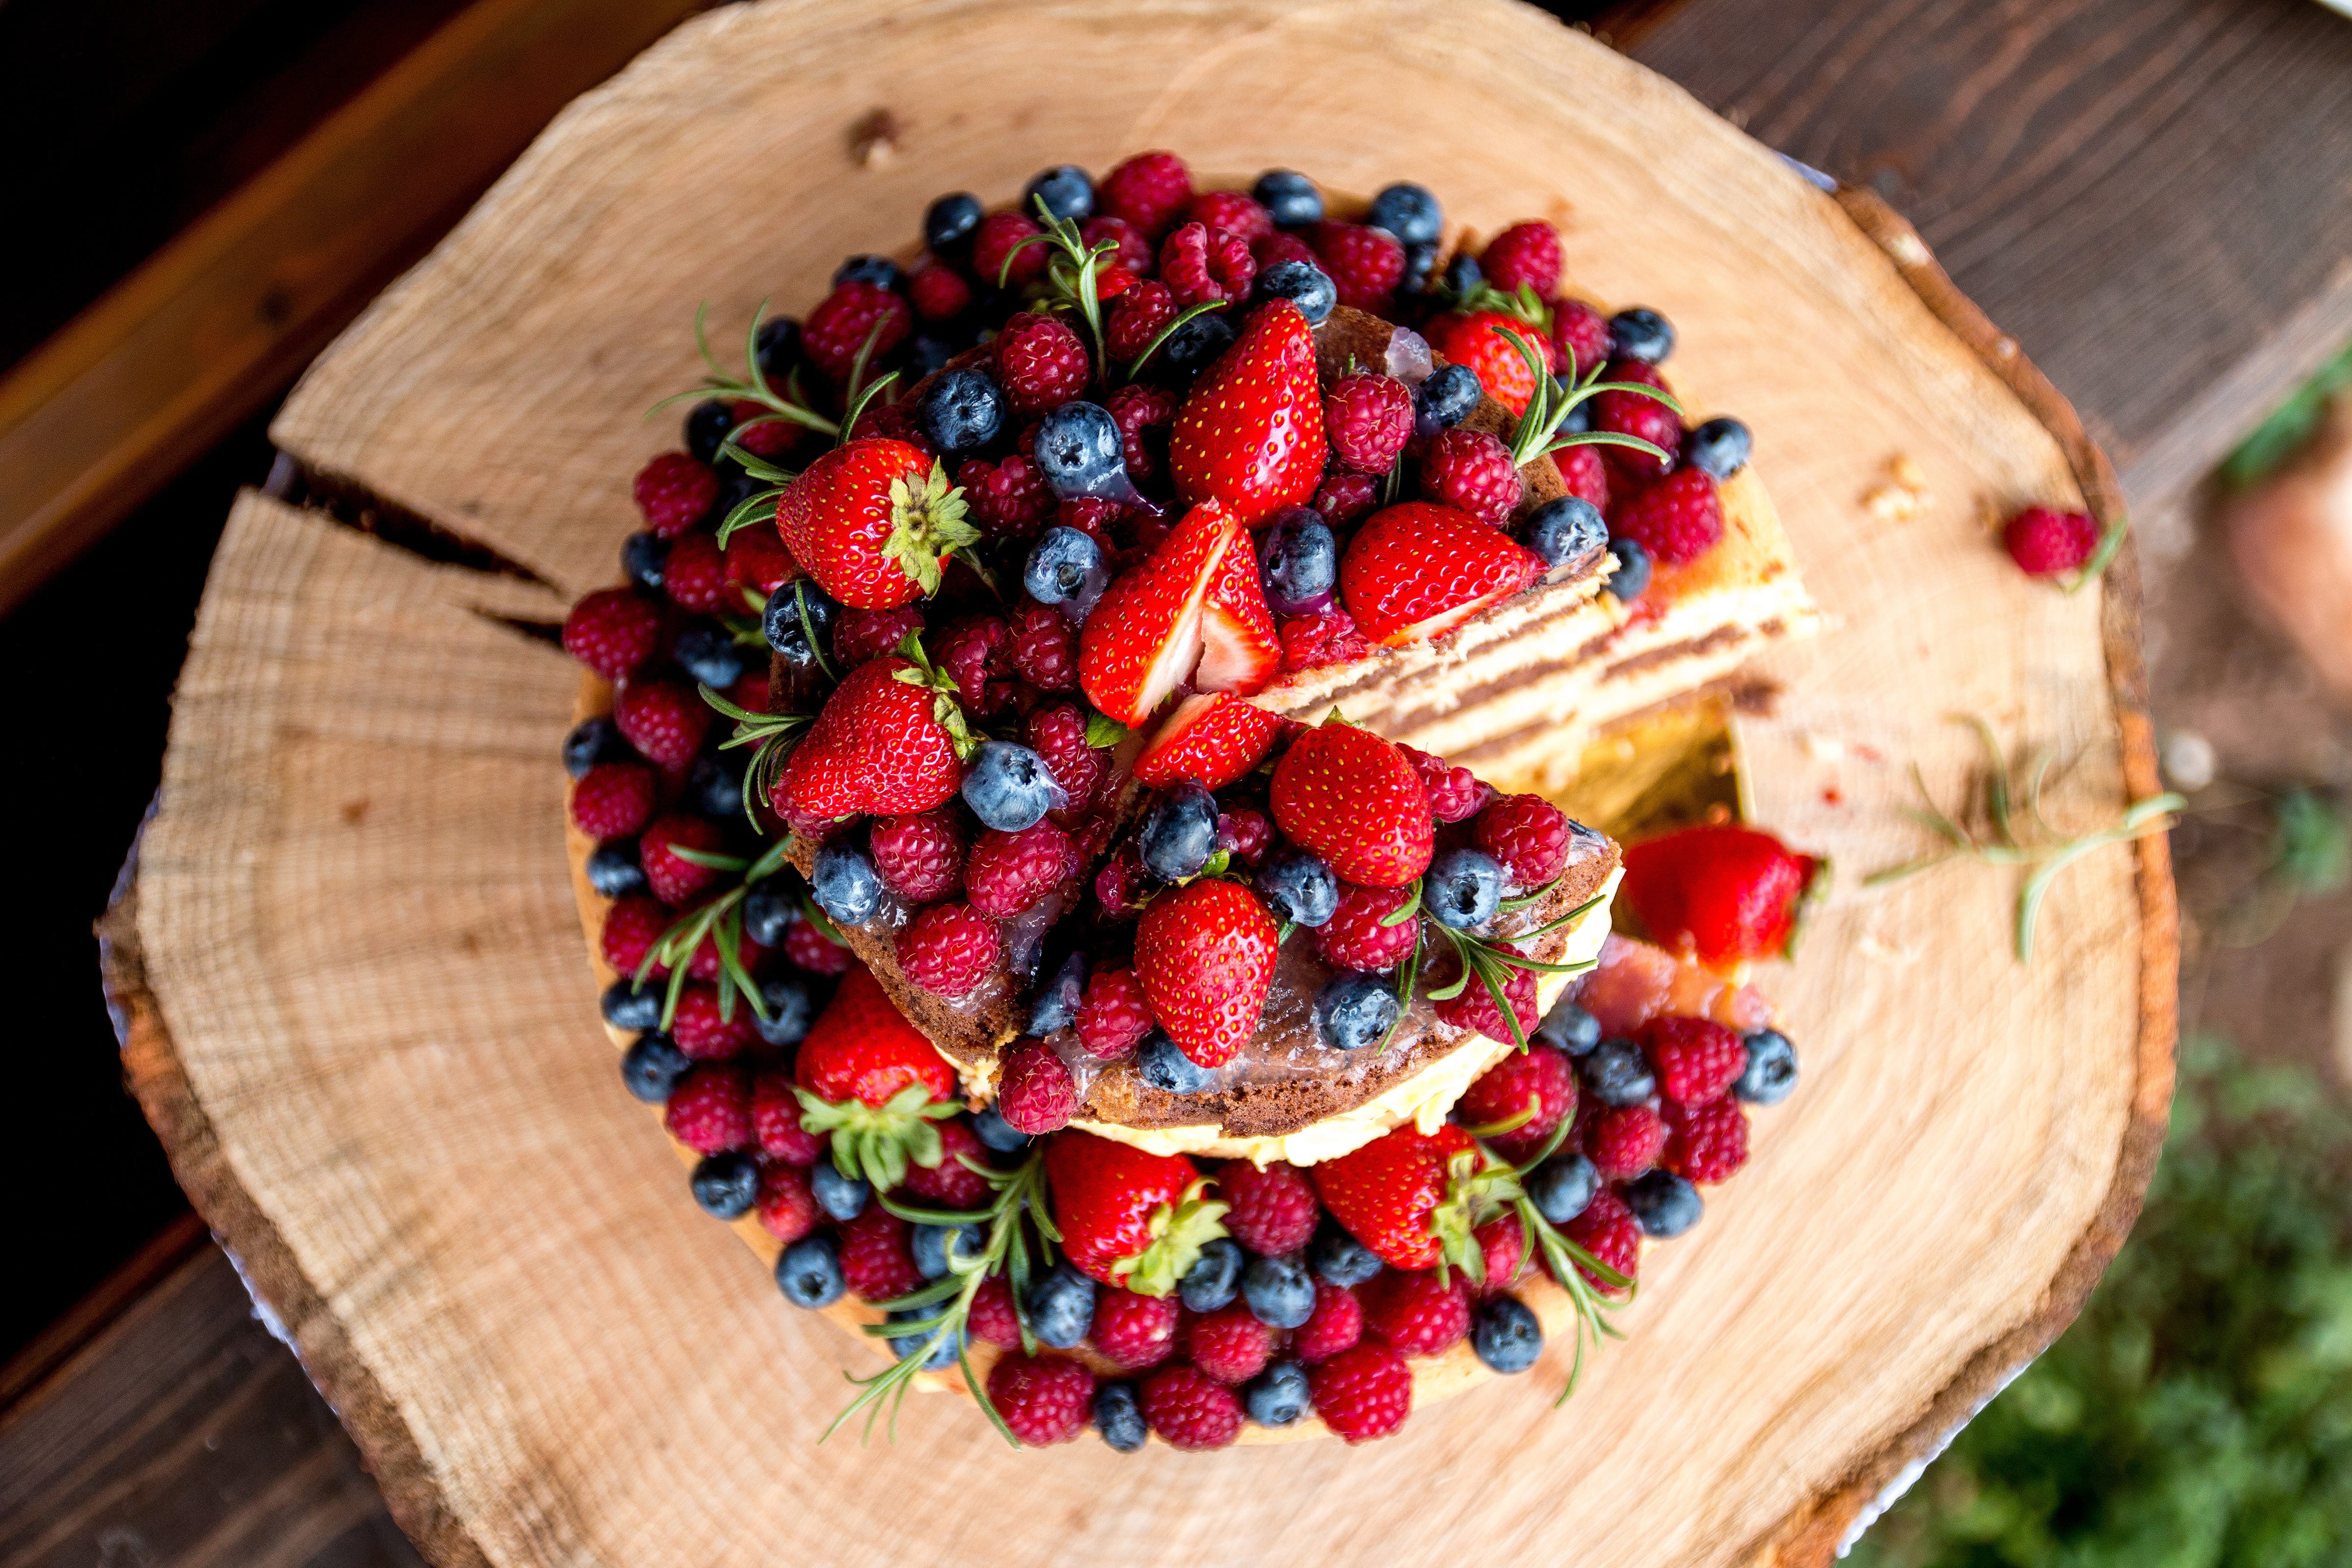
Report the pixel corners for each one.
[1071,868,1621,1167]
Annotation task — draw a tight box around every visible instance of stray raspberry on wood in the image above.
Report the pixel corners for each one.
[2004,505,2101,577]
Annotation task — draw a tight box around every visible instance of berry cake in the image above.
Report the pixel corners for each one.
[557,153,1816,1449]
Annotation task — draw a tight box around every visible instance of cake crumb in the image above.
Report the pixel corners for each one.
[1863,454,1934,521]
[850,108,901,168]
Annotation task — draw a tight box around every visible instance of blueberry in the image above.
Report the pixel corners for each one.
[601,979,661,1031]
[619,1032,690,1102]
[1413,363,1482,434]
[973,1104,1032,1154]
[915,367,1004,454]
[1609,307,1675,364]
[924,192,984,256]
[1734,1029,1799,1105]
[755,976,815,1047]
[1022,525,1108,608]
[811,841,883,926]
[1519,497,1609,571]
[1156,309,1235,379]
[1581,1038,1656,1107]
[1253,260,1335,325]
[1425,847,1506,929]
[1554,392,1593,434]
[1028,949,1087,1036]
[811,1160,870,1223]
[1526,1153,1599,1225]
[1244,1360,1312,1426]
[563,716,628,778]
[1137,1029,1217,1094]
[1257,507,1336,614]
[1471,1294,1544,1373]
[754,316,803,382]
[683,752,744,819]
[1024,164,1095,222]
[1252,169,1323,227]
[1442,251,1483,300]
[1366,181,1443,245]
[1398,239,1441,298]
[907,334,956,378]
[690,1152,760,1219]
[1242,1252,1316,1328]
[1179,1237,1244,1313]
[763,580,840,665]
[685,398,734,464]
[674,621,746,690]
[962,740,1065,832]
[742,876,796,946]
[912,1222,984,1280]
[1025,1261,1097,1348]
[1535,997,1602,1056]
[1256,848,1339,927]
[1604,536,1653,603]
[621,530,669,591]
[834,254,902,291]
[1139,782,1219,881]
[586,838,648,898]
[1314,971,1400,1052]
[1624,1170,1704,1238]
[1309,1217,1382,1287]
[887,1308,963,1369]
[1094,1381,1148,1452]
[1032,401,1137,502]
[1685,416,1752,480]
[775,1235,845,1307]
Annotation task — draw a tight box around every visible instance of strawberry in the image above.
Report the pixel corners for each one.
[772,654,966,822]
[1195,530,1280,694]
[1618,824,1824,969]
[1044,1131,1229,1296]
[1134,691,1283,790]
[774,437,980,609]
[1338,501,1544,648]
[1268,720,1433,888]
[1133,879,1280,1068]
[1167,299,1325,526]
[1425,310,1546,417]
[1312,1123,1517,1278]
[1078,499,1242,726]
[792,967,959,1190]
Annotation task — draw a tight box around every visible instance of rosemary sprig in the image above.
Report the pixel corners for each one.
[999,195,1125,377]
[1500,329,1681,470]
[1421,884,1606,1051]
[626,833,798,1030]
[1863,715,2184,961]
[699,680,813,831]
[1476,1114,1631,1407]
[1125,298,1229,381]
[650,299,841,439]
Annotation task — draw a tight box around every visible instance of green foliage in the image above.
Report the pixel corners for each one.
[2222,341,2352,490]
[1850,1036,2352,1567]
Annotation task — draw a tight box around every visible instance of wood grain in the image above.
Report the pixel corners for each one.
[120,3,2173,1565]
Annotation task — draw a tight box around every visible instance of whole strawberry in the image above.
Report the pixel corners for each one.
[1044,1131,1228,1295]
[1133,879,1280,1069]
[775,437,979,608]
[1168,300,1326,526]
[1339,501,1544,648]
[1313,1122,1515,1277]
[772,654,965,821]
[1425,310,1546,417]
[1270,719,1434,888]
[1618,823,1823,969]
[793,967,958,1189]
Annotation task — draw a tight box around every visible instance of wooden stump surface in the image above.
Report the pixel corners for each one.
[109,2,2175,1566]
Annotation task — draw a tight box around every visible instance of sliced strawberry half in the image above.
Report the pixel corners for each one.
[1079,500,1242,727]
[1338,501,1544,648]
[1195,532,1280,695]
[1134,692,1285,790]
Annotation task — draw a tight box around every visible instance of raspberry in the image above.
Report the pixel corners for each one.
[957,454,1055,536]
[907,258,972,323]
[898,903,1000,998]
[1613,466,1724,566]
[727,399,801,462]
[1139,1364,1244,1450]
[1401,745,1486,823]
[1309,1337,1412,1444]
[1010,599,1078,691]
[1645,1015,1749,1106]
[1316,882,1422,971]
[995,313,1090,416]
[804,282,912,384]
[1324,373,1414,473]
[1055,496,1122,552]
[865,809,959,903]
[664,1064,752,1153]
[1313,470,1379,526]
[1474,1216,1526,1294]
[966,821,1075,917]
[1054,969,1142,1062]
[849,397,934,460]
[1550,297,1612,379]
[970,1275,1024,1348]
[1090,1287,1180,1370]
[672,983,760,1060]
[1479,220,1563,297]
[2004,506,2100,576]
[1434,961,1538,1045]
[1665,1096,1750,1183]
[1358,1268,1471,1357]
[782,914,854,976]
[1215,806,1274,867]
[1158,221,1255,309]
[633,451,718,539]
[684,924,764,981]
[1278,609,1370,675]
[1309,221,1406,309]
[726,670,769,714]
[1562,1187,1639,1292]
[1216,1160,1320,1256]
[724,525,798,595]
[1183,190,1273,245]
[1457,1045,1578,1159]
[828,605,919,668]
[1105,380,1178,480]
[1105,280,1178,366]
[751,1072,825,1164]
[1554,443,1609,511]
[936,615,1015,715]
[1292,1280,1364,1364]
[756,1164,819,1243]
[1080,215,1154,273]
[1586,1102,1666,1180]
[1186,1302,1274,1384]
[599,895,669,977]
[1093,846,1147,919]
[1026,703,1106,816]
[986,1351,1096,1446]
[996,1039,1077,1133]
[1253,231,1319,271]
[839,1207,924,1301]
[613,680,710,769]
[1100,150,1195,236]
[1593,359,1682,482]
[1420,427,1523,525]
[562,588,662,678]
[662,531,730,613]
[570,761,656,838]
[895,1116,989,1209]
[640,813,724,905]
[972,211,1046,288]
[1474,793,1572,888]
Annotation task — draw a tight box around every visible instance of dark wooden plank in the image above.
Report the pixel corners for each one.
[0,1213,207,1412]
[1623,0,2352,508]
[0,1247,420,1568]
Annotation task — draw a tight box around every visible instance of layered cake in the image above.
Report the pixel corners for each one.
[555,153,1819,1448]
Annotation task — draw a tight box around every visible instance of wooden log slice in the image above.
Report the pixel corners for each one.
[107,2,2174,1566]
